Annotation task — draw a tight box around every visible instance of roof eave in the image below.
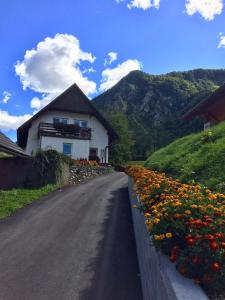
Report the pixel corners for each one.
[0,146,30,158]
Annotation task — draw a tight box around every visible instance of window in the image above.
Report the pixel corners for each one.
[63,143,72,156]
[74,119,88,128]
[53,117,60,124]
[81,120,87,128]
[53,117,68,124]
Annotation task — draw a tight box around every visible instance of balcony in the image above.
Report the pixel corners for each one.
[38,122,91,140]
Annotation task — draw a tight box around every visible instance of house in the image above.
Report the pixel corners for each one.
[17,83,118,163]
[0,131,29,158]
[184,84,225,130]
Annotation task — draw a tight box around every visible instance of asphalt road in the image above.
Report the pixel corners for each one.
[0,172,143,300]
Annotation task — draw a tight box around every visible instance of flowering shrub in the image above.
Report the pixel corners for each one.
[126,166,225,293]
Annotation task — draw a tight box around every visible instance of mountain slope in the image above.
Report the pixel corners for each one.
[93,69,225,159]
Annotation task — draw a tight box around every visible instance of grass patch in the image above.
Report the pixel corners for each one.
[0,184,58,219]
[145,121,225,193]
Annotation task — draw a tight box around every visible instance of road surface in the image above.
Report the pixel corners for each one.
[0,172,143,300]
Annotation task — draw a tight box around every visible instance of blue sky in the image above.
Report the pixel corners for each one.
[0,0,225,141]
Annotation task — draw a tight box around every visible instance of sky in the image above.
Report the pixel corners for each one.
[0,0,225,141]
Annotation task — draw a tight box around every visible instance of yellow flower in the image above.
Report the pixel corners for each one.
[153,218,160,224]
[172,202,182,207]
[155,213,163,218]
[154,235,161,241]
[166,233,173,238]
[159,234,165,240]
[190,204,198,209]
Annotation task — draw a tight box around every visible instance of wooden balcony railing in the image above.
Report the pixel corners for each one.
[38,122,91,140]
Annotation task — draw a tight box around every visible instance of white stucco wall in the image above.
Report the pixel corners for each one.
[41,136,90,159]
[89,116,109,163]
[25,110,109,162]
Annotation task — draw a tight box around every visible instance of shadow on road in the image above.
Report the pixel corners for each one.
[79,185,143,300]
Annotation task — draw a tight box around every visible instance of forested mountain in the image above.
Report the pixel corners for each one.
[93,69,225,162]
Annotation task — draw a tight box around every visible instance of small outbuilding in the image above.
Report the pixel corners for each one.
[183,84,225,130]
[0,132,29,158]
[0,132,31,189]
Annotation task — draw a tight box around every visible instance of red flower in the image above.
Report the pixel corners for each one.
[214,233,224,239]
[209,242,219,250]
[204,234,215,242]
[220,242,225,249]
[186,238,195,246]
[169,255,177,263]
[211,262,221,272]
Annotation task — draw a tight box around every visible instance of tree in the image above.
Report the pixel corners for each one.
[108,112,134,165]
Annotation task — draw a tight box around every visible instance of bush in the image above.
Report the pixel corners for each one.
[126,166,225,294]
[33,150,72,186]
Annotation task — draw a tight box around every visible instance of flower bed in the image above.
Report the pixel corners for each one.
[126,166,225,296]
[72,159,99,167]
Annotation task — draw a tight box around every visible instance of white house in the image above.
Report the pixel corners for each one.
[17,84,118,163]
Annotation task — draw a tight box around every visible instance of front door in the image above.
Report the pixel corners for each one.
[89,148,98,161]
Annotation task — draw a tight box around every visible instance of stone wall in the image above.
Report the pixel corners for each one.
[128,177,209,300]
[69,165,112,184]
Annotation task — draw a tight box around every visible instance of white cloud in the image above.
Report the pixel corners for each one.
[30,92,60,111]
[116,0,160,9]
[218,33,225,48]
[15,34,97,110]
[127,0,160,10]
[0,110,31,130]
[1,91,11,104]
[185,0,223,21]
[83,67,96,74]
[99,59,142,92]
[104,52,118,66]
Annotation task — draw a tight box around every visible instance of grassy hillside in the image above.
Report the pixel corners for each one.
[93,69,225,161]
[145,121,225,192]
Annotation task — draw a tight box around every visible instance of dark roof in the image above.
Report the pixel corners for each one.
[183,84,225,119]
[0,132,29,157]
[17,83,119,148]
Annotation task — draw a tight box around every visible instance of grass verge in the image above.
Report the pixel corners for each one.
[0,184,58,219]
[145,121,225,193]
